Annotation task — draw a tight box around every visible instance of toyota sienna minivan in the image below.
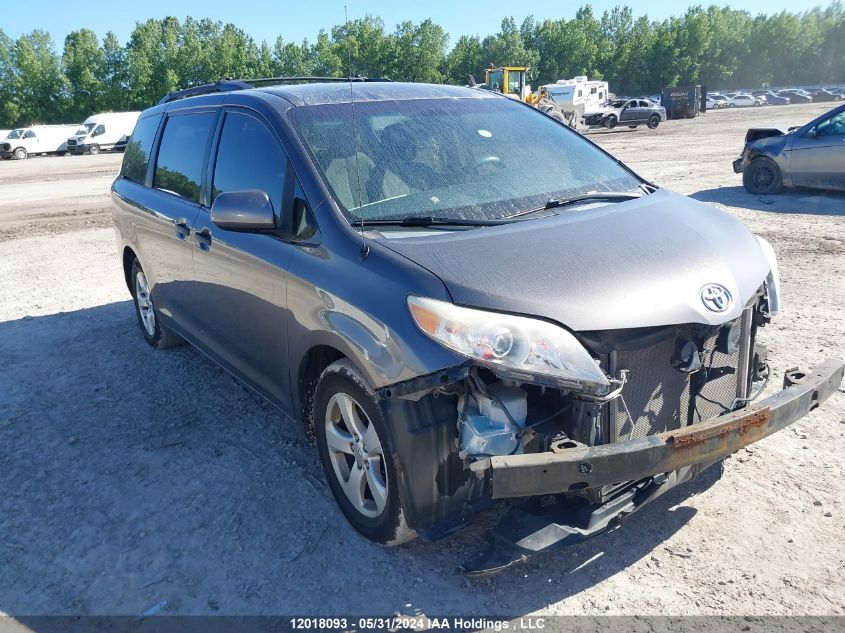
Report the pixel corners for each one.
[111,78,843,574]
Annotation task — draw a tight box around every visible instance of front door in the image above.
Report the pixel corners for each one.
[190,108,295,409]
[789,110,845,190]
[620,100,640,124]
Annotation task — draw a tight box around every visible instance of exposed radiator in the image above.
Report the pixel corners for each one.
[612,310,752,441]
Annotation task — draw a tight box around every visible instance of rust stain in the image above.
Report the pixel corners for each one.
[663,407,771,451]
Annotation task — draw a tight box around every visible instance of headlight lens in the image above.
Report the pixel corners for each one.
[407,296,609,389]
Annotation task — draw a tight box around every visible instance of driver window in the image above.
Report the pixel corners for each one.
[24,130,35,138]
[212,111,286,220]
[626,100,637,108]
[816,112,845,136]
[93,125,105,136]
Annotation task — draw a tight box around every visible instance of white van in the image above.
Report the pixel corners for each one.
[67,112,141,155]
[0,125,79,160]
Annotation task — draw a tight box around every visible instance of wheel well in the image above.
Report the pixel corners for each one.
[122,247,137,291]
[298,345,346,437]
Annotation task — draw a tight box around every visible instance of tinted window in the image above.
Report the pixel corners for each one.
[212,112,286,215]
[154,112,217,202]
[121,114,162,184]
[93,124,105,136]
[23,130,35,138]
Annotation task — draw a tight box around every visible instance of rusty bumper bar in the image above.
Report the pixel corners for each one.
[470,359,844,499]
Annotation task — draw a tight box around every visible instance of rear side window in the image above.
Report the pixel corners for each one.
[121,114,162,184]
[154,112,217,203]
[212,112,286,215]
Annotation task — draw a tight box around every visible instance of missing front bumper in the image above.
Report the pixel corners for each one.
[469,359,843,499]
[459,359,843,576]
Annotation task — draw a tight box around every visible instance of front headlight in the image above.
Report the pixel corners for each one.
[407,296,609,390]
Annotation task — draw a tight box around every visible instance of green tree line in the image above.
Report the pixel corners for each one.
[1,3,843,127]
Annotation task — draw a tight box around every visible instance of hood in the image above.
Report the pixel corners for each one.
[375,189,770,332]
[744,127,791,144]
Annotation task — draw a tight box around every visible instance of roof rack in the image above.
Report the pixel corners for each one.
[158,76,391,104]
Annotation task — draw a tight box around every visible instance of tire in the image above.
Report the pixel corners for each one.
[129,258,184,349]
[89,144,100,155]
[604,114,617,129]
[13,147,27,160]
[628,125,637,129]
[728,103,736,108]
[743,157,783,195]
[548,110,565,123]
[313,358,416,546]
[648,115,660,129]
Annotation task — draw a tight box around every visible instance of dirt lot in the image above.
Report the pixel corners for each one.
[0,103,843,618]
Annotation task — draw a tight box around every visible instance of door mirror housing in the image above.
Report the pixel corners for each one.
[211,189,276,232]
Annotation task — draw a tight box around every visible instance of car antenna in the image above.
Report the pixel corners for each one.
[345,5,369,259]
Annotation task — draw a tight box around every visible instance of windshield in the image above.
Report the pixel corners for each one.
[608,99,627,108]
[75,123,95,135]
[7,129,23,139]
[291,97,641,223]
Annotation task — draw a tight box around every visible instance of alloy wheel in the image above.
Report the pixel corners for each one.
[134,270,156,336]
[324,392,388,518]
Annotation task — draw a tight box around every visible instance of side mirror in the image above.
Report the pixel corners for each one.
[211,189,276,232]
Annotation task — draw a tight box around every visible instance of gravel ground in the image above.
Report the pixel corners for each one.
[0,104,843,618]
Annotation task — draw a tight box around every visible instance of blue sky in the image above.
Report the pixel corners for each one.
[3,0,830,48]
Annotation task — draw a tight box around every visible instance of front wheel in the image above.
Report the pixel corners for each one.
[13,147,27,160]
[743,157,783,195]
[88,144,100,155]
[604,114,618,129]
[648,115,660,129]
[130,259,184,348]
[314,359,416,546]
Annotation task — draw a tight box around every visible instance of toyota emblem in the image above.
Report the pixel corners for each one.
[700,284,732,312]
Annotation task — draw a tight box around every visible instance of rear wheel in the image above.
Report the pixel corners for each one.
[129,259,184,349]
[313,359,416,546]
[743,157,783,195]
[13,147,26,160]
[648,115,660,129]
[604,114,618,129]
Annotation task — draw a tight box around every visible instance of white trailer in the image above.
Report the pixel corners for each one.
[67,111,141,155]
[542,76,610,111]
[0,125,79,160]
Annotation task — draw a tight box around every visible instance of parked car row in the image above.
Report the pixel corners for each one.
[710,87,845,108]
[0,111,140,159]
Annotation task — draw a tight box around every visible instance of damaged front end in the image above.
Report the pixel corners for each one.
[377,287,844,575]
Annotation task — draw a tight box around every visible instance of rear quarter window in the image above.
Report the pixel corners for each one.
[121,114,162,184]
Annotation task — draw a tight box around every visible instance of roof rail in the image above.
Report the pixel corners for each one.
[158,76,392,104]
[158,80,253,104]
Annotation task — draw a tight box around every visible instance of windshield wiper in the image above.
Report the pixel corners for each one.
[355,216,507,228]
[541,191,644,210]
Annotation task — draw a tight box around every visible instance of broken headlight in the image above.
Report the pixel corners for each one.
[407,296,609,389]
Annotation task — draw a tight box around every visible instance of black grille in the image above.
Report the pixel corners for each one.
[0,143,9,151]
[612,312,749,441]
[67,139,77,147]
